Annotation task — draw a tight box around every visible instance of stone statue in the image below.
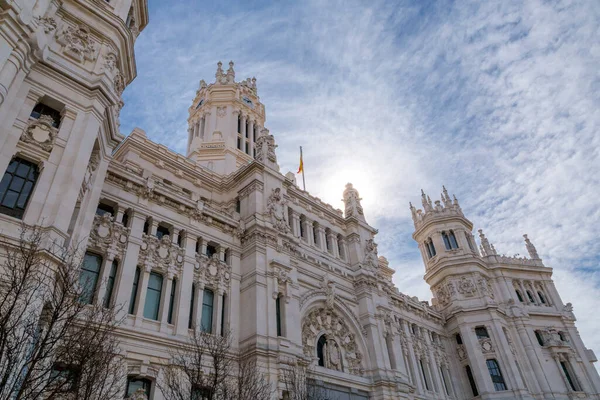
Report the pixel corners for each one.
[266,188,290,234]
[363,239,378,269]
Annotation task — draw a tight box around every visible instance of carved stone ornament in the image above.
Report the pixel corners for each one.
[301,307,363,376]
[37,16,57,34]
[363,239,378,270]
[457,276,477,297]
[480,338,494,354]
[21,115,58,152]
[266,188,290,234]
[88,213,130,258]
[217,106,226,117]
[138,234,185,274]
[478,276,495,299]
[195,253,231,291]
[343,183,364,218]
[114,71,125,96]
[56,25,98,62]
[457,344,467,361]
[103,51,118,72]
[255,129,278,164]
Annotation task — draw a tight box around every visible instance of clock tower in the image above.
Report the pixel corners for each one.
[186,61,268,175]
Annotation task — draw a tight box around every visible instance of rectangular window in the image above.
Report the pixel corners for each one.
[440,366,450,396]
[189,283,196,329]
[143,272,163,320]
[0,157,39,219]
[80,252,102,304]
[206,244,217,257]
[156,225,170,239]
[126,377,151,398]
[419,359,430,390]
[201,289,214,333]
[466,365,479,396]
[486,359,507,391]
[129,267,141,314]
[276,295,282,337]
[30,103,61,128]
[167,278,177,324]
[95,202,114,217]
[560,361,579,391]
[220,293,226,336]
[103,260,118,308]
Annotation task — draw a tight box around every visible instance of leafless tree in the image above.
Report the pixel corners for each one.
[158,329,272,400]
[0,224,125,400]
[281,363,328,400]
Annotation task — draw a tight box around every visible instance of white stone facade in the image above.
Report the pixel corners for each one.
[0,1,598,399]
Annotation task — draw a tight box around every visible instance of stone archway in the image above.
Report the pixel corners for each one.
[301,306,364,376]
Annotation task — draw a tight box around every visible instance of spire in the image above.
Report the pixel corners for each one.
[215,61,224,81]
[478,229,496,256]
[226,60,235,83]
[409,202,417,224]
[421,189,432,212]
[523,234,540,259]
[442,185,452,207]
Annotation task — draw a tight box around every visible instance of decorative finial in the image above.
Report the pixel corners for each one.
[478,229,494,256]
[523,234,540,259]
[215,61,224,82]
[226,60,235,83]
[343,183,365,220]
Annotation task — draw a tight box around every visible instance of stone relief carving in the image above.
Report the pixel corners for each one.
[363,239,378,270]
[103,51,118,72]
[301,307,363,376]
[88,213,130,259]
[272,265,292,303]
[78,147,100,202]
[114,71,125,97]
[478,276,495,299]
[56,25,97,62]
[480,338,494,354]
[37,16,57,34]
[195,254,231,291]
[457,276,477,297]
[217,106,226,117]
[138,234,184,274]
[266,188,290,234]
[457,344,467,361]
[20,115,58,152]
[255,129,277,164]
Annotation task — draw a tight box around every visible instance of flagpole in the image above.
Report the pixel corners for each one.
[300,146,306,191]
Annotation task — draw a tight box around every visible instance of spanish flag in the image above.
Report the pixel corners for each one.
[297,151,304,174]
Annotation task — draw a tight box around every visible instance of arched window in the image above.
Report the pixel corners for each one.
[465,365,478,397]
[0,157,40,219]
[79,252,102,304]
[425,238,436,258]
[537,291,546,304]
[129,267,141,314]
[442,231,451,250]
[201,289,214,333]
[448,230,459,249]
[317,335,327,367]
[516,290,524,302]
[486,359,507,391]
[143,272,163,320]
[103,260,118,308]
[534,330,544,346]
[526,290,535,303]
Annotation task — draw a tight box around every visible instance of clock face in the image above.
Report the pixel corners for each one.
[195,99,204,109]
[242,96,254,108]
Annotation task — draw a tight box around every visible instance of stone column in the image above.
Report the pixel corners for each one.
[200,117,206,140]
[176,233,196,335]
[241,114,247,153]
[160,273,174,331]
[114,211,145,320]
[134,264,152,326]
[96,252,116,307]
[318,227,326,250]
[0,52,20,105]
[403,322,424,393]
[248,119,254,156]
[195,283,205,331]
[302,218,310,242]
[458,324,493,394]
[329,233,339,257]
[150,220,159,236]
[514,320,548,395]
[424,331,443,393]
[193,119,199,137]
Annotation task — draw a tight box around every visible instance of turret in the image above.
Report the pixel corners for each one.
[411,187,478,273]
[186,61,274,175]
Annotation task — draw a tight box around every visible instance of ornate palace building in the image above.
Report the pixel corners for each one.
[0,0,599,399]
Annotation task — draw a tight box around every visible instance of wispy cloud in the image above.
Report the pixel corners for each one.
[122,0,600,368]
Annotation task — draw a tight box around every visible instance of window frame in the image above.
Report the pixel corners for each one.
[486,358,507,391]
[143,271,163,320]
[167,277,177,324]
[475,326,489,339]
[129,267,141,314]
[201,288,214,333]
[79,252,102,305]
[0,157,40,219]
[125,377,152,398]
[103,260,118,308]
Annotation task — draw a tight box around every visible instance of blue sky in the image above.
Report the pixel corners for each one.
[121,0,600,364]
